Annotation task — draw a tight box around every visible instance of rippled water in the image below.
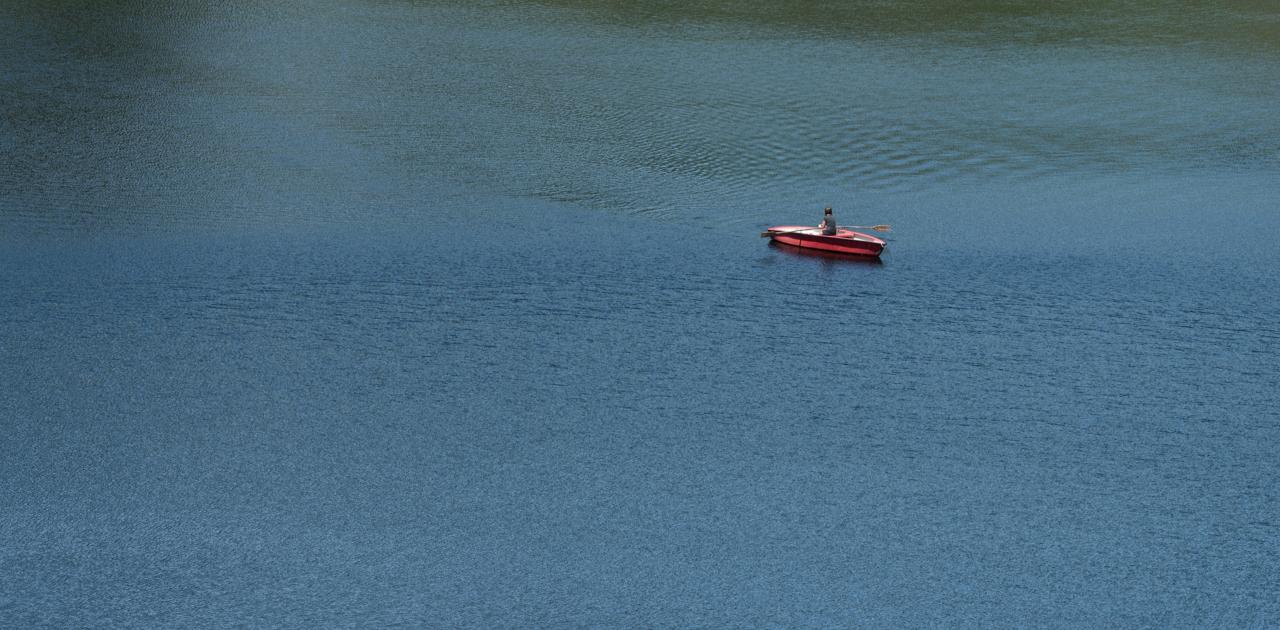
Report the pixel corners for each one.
[3,1,1279,626]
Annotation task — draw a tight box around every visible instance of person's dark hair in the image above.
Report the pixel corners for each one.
[824,206,833,214]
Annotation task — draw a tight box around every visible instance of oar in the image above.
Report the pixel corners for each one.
[760,227,818,238]
[760,224,891,237]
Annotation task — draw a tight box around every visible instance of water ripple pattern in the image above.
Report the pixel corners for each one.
[5,1,1278,230]
[3,3,1280,625]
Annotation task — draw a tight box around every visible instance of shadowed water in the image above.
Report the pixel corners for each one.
[3,1,1279,626]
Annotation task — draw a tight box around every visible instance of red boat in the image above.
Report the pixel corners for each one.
[763,225,886,257]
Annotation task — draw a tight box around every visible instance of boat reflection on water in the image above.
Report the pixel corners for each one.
[768,239,885,265]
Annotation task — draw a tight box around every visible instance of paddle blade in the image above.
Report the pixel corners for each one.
[869,224,891,232]
[760,231,775,237]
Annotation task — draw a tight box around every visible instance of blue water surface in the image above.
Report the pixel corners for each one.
[3,1,1279,626]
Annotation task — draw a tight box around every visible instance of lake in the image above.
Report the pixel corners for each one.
[2,0,1278,626]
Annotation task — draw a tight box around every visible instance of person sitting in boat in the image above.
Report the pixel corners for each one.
[819,206,838,235]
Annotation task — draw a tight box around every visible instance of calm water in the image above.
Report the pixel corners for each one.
[3,1,1279,626]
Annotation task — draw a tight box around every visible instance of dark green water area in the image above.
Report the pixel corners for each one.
[3,1,1279,625]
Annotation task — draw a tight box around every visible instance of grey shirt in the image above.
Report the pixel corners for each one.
[821,214,837,235]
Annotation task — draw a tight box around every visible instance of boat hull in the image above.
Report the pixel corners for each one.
[765,225,885,257]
